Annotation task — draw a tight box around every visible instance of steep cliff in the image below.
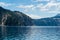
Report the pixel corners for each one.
[0,7,33,26]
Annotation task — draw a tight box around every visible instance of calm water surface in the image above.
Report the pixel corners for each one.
[0,26,60,40]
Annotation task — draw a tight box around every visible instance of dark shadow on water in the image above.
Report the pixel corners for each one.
[0,26,31,40]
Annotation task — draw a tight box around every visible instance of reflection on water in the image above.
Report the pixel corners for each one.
[0,26,60,40]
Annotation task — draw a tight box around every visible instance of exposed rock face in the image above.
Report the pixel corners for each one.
[0,7,33,26]
[33,14,60,26]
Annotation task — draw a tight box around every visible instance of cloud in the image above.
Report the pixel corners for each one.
[17,5,34,9]
[16,5,35,12]
[36,0,60,13]
[26,14,41,19]
[17,0,60,13]
[17,5,41,19]
[16,0,60,19]
[0,2,12,7]
[32,0,50,2]
[31,0,60,13]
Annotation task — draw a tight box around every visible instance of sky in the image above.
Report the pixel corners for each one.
[0,0,60,19]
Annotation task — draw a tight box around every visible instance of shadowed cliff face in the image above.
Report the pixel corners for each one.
[0,7,33,26]
[33,14,60,26]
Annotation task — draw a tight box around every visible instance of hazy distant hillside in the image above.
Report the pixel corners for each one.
[33,14,60,26]
[0,7,33,26]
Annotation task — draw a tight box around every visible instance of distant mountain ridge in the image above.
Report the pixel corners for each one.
[0,7,33,26]
[33,14,60,26]
[53,14,60,18]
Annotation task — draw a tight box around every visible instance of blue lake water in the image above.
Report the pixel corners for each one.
[0,26,60,40]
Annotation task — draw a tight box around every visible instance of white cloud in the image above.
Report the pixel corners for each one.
[31,0,60,13]
[32,0,50,2]
[26,14,41,19]
[17,0,60,13]
[36,0,60,13]
[17,5,34,9]
[16,0,60,19]
[0,2,12,7]
[17,5,41,19]
[17,5,35,12]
